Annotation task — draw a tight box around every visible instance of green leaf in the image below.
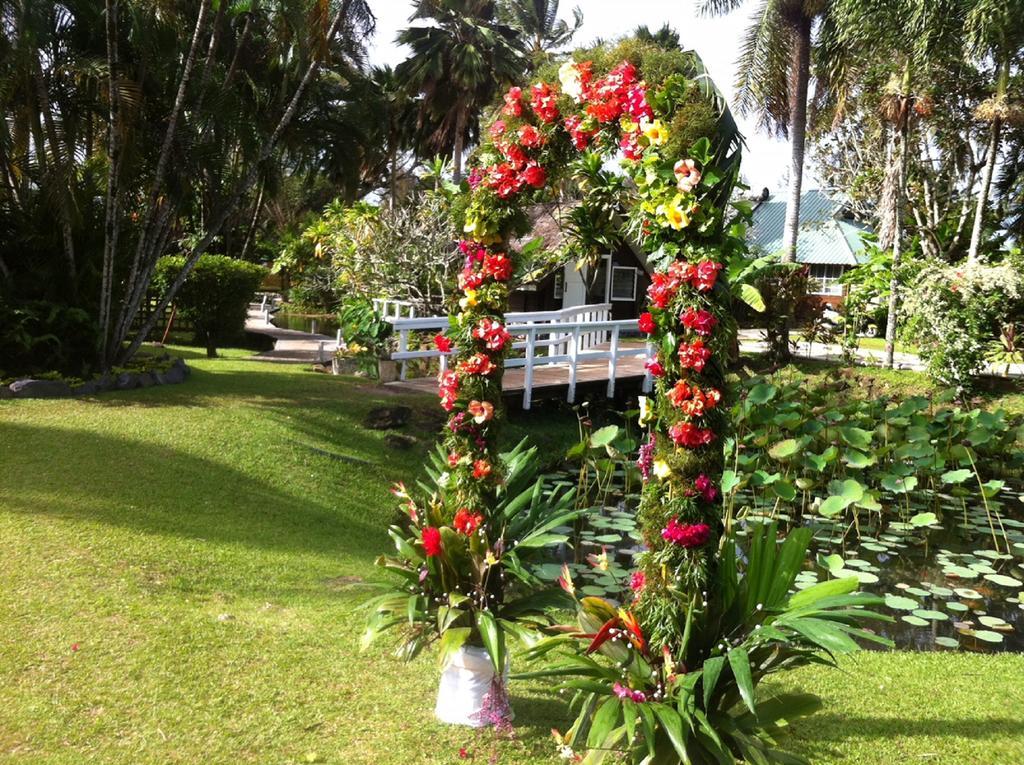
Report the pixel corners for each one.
[651,703,690,763]
[589,425,620,448]
[475,610,505,675]
[941,468,972,484]
[746,383,777,404]
[788,575,858,610]
[721,470,740,493]
[587,697,622,748]
[437,627,471,668]
[739,283,765,312]
[727,647,756,715]
[768,439,799,460]
[702,656,725,709]
[910,512,938,527]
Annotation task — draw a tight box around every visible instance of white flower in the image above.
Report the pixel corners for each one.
[558,61,584,102]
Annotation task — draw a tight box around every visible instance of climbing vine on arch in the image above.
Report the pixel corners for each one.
[366,36,889,761]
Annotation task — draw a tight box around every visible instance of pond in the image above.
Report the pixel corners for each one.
[539,471,1024,654]
[271,311,340,337]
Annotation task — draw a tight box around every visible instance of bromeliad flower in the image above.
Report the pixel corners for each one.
[422,527,442,557]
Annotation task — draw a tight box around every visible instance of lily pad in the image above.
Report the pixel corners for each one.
[901,615,929,626]
[954,588,983,599]
[884,595,919,611]
[946,602,969,613]
[972,630,1004,644]
[984,574,1023,588]
[934,636,960,649]
[912,609,948,621]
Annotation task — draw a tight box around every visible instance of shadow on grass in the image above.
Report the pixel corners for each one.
[0,420,384,562]
[797,714,1024,742]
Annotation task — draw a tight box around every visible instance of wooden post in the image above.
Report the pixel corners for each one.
[607,323,620,399]
[642,340,654,393]
[523,327,536,410]
[398,328,409,381]
[567,325,580,403]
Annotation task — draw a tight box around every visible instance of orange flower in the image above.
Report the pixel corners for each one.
[468,399,494,424]
[472,459,492,480]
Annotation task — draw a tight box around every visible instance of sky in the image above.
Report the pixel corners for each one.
[365,0,806,195]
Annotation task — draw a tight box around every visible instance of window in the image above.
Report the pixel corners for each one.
[808,264,846,296]
[553,271,564,300]
[611,266,638,301]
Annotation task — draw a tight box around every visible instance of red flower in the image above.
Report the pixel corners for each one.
[695,474,719,502]
[637,312,655,334]
[448,451,461,468]
[620,131,644,160]
[680,308,718,336]
[503,86,523,117]
[694,260,723,293]
[434,333,453,353]
[678,338,712,372]
[630,571,646,592]
[482,253,513,281]
[472,459,492,480]
[530,82,559,123]
[459,354,495,377]
[624,82,654,121]
[459,747,469,760]
[458,268,485,291]
[669,384,721,417]
[661,519,711,548]
[422,526,442,557]
[644,356,665,377]
[453,508,483,536]
[647,271,681,308]
[668,421,715,448]
[488,119,507,139]
[473,318,511,351]
[564,115,595,151]
[522,162,547,189]
[438,369,459,411]
[500,141,528,170]
[518,124,543,147]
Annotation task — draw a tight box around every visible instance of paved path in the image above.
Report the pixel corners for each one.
[245,310,337,363]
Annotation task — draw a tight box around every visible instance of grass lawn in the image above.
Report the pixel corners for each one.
[2,349,1023,765]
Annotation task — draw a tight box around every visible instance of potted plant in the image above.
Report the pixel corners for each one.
[338,300,398,381]
[362,440,582,727]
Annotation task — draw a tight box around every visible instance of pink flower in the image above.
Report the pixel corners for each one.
[674,159,702,193]
[503,86,523,117]
[488,120,507,139]
[630,571,646,592]
[693,260,723,293]
[636,435,655,480]
[668,421,715,448]
[644,356,665,377]
[637,312,655,334]
[530,82,559,123]
[624,82,654,121]
[695,474,718,502]
[613,682,647,703]
[661,519,711,548]
[680,308,717,336]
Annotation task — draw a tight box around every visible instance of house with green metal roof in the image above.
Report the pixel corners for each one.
[749,188,873,306]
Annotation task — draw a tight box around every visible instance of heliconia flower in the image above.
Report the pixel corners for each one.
[467,399,494,424]
[482,253,513,281]
[642,119,668,145]
[557,562,575,596]
[630,570,646,592]
[587,546,610,572]
[518,124,543,147]
[522,162,548,188]
[637,312,655,334]
[661,519,711,548]
[434,333,453,353]
[668,421,715,448]
[422,526,442,557]
[674,158,702,193]
[678,338,712,372]
[680,307,718,336]
[530,82,559,123]
[390,481,409,500]
[503,86,523,117]
[472,459,492,480]
[453,508,483,536]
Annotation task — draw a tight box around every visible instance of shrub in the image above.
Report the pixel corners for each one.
[0,299,99,379]
[903,257,1024,393]
[154,255,265,357]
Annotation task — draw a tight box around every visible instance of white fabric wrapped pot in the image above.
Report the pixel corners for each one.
[435,646,513,727]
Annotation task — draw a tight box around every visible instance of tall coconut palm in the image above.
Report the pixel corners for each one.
[964,0,1024,263]
[498,0,582,68]
[397,0,526,183]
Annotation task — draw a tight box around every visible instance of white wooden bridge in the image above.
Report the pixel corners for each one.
[376,299,654,410]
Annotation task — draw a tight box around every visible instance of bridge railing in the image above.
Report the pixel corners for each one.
[385,303,653,409]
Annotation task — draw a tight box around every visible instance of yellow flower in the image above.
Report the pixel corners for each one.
[619,116,638,134]
[642,119,668,146]
[638,395,654,426]
[653,459,672,480]
[660,194,691,230]
[459,290,478,310]
[485,550,500,567]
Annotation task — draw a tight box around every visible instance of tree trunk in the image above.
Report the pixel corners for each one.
[452,104,467,184]
[118,2,352,364]
[240,179,266,260]
[967,117,1002,264]
[768,17,811,364]
[99,0,123,366]
[884,103,911,369]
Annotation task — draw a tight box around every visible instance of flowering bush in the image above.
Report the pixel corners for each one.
[903,257,1024,393]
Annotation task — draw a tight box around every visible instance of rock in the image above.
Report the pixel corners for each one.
[9,379,72,399]
[115,372,139,390]
[363,405,412,431]
[138,372,155,388]
[162,364,186,385]
[385,433,418,450]
[73,376,111,396]
[0,386,13,400]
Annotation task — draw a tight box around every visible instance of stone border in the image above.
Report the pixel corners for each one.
[0,356,191,400]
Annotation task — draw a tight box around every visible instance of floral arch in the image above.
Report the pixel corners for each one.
[367,37,884,765]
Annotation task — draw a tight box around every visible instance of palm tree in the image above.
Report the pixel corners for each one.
[964,0,1024,263]
[633,24,681,51]
[498,0,583,68]
[397,0,526,183]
